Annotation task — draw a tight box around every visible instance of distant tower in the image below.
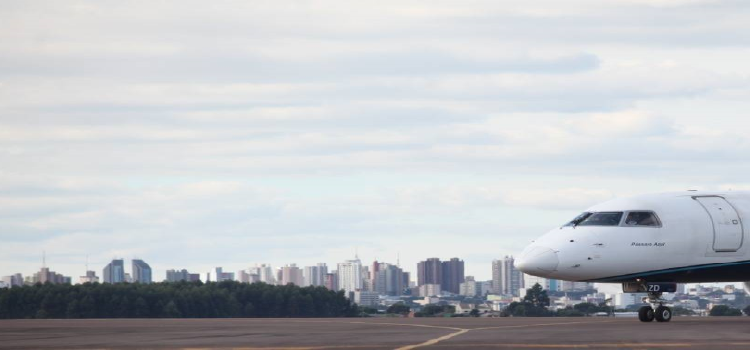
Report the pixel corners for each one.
[493,256,523,296]
[132,259,152,284]
[337,257,363,294]
[441,258,464,294]
[417,258,442,286]
[103,259,125,283]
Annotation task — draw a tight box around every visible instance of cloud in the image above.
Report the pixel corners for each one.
[3,1,750,280]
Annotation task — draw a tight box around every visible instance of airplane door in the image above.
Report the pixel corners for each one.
[695,196,744,252]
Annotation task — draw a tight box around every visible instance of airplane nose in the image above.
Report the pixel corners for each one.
[516,246,559,274]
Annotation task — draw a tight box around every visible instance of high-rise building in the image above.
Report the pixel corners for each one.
[523,274,560,292]
[370,260,380,290]
[79,271,99,284]
[459,276,478,297]
[238,270,250,283]
[418,284,442,297]
[238,268,260,284]
[32,267,69,285]
[493,256,523,296]
[354,291,380,307]
[303,263,328,287]
[478,280,493,296]
[1,273,23,287]
[561,280,592,292]
[103,259,125,284]
[281,264,304,286]
[36,267,50,284]
[441,258,464,294]
[417,258,442,287]
[249,264,276,284]
[372,263,404,296]
[214,267,234,282]
[132,259,152,284]
[402,271,411,288]
[337,257,363,294]
[166,269,191,282]
[361,265,372,291]
[324,272,338,291]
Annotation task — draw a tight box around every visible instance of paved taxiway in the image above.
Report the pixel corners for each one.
[2,317,750,349]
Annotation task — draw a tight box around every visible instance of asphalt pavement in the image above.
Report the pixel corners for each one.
[2,317,750,349]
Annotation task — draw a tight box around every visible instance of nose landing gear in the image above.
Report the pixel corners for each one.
[638,291,672,323]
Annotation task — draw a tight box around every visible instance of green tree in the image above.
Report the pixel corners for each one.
[244,303,256,317]
[573,302,598,315]
[0,281,358,319]
[79,295,96,318]
[710,305,742,316]
[386,303,411,315]
[421,304,443,316]
[66,300,80,318]
[503,303,549,317]
[672,306,695,316]
[133,297,150,318]
[162,300,182,318]
[359,306,379,315]
[523,284,550,308]
[556,306,585,317]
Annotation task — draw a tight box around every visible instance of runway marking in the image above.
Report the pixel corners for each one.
[394,328,470,350]
[390,320,619,350]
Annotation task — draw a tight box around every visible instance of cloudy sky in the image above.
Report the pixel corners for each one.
[2,0,750,281]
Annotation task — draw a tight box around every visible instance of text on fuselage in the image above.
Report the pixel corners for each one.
[631,242,666,247]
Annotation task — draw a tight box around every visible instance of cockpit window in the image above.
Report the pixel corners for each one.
[564,212,592,227]
[576,212,624,226]
[625,211,660,227]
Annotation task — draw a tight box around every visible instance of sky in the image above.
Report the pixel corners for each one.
[2,0,750,282]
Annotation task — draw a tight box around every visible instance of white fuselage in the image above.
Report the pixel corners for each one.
[516,191,750,284]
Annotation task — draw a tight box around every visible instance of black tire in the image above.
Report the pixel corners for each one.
[655,306,672,322]
[638,306,654,322]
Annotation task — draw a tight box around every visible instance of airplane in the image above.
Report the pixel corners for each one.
[516,191,750,323]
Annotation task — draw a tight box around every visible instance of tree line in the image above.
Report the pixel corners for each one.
[0,281,359,319]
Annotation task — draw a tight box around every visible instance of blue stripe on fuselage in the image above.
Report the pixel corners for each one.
[585,259,750,282]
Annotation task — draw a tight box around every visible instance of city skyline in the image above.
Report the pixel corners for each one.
[3,254,476,287]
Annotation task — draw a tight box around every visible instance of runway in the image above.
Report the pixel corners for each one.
[2,317,750,349]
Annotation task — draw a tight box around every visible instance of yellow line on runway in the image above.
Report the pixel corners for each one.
[391,320,621,350]
[196,319,628,350]
[394,328,470,350]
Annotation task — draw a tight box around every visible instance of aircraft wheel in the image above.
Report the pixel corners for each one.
[638,306,654,322]
[655,306,672,322]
